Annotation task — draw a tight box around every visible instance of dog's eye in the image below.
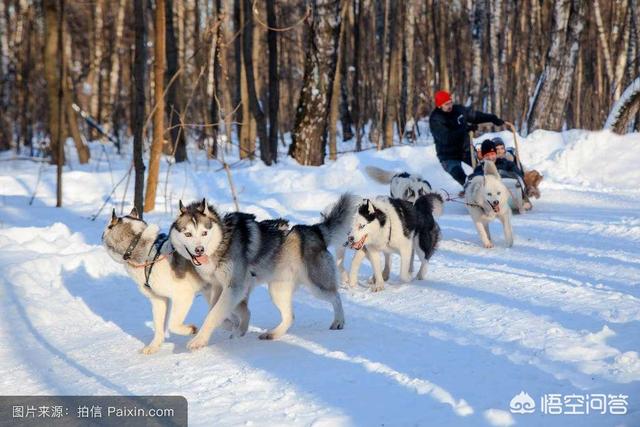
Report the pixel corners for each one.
[497,191,501,195]
[359,224,365,229]
[184,232,192,237]
[487,192,492,196]
[202,231,208,236]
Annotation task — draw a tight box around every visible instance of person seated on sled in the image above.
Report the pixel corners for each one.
[493,137,542,201]
[492,137,523,176]
[429,90,504,191]
[468,140,533,211]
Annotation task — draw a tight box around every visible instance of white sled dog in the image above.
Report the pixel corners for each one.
[102,208,209,354]
[464,160,514,248]
[346,195,440,291]
[170,195,355,350]
[365,165,444,217]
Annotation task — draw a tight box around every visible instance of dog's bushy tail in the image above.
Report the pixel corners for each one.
[317,193,359,248]
[414,195,441,260]
[415,193,444,218]
[365,166,396,184]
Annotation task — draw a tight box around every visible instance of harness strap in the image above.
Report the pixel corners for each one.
[441,189,484,210]
[122,233,142,261]
[143,234,170,288]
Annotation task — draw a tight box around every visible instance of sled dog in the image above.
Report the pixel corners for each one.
[102,208,211,354]
[170,195,355,350]
[346,195,440,291]
[464,160,514,248]
[365,165,444,217]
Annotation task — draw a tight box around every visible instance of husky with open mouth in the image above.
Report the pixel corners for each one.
[169,195,355,350]
[102,208,218,354]
[464,160,514,248]
[346,195,440,291]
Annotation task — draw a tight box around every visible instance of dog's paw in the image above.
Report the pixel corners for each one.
[187,335,209,351]
[340,271,349,284]
[370,282,384,292]
[330,319,345,330]
[483,241,494,249]
[259,332,277,340]
[140,345,160,355]
[399,274,412,283]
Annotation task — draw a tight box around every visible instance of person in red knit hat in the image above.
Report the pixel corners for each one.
[429,90,504,190]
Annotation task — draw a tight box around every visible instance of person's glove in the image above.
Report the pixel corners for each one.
[493,117,504,126]
[466,123,478,132]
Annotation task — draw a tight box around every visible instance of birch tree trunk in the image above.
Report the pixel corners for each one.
[144,0,166,212]
[604,76,640,132]
[468,0,483,108]
[90,0,104,129]
[612,2,630,100]
[329,1,349,160]
[526,0,585,133]
[290,0,341,166]
[383,0,401,148]
[106,0,126,134]
[489,0,502,116]
[403,0,416,139]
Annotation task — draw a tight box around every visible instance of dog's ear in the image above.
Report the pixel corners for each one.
[110,208,118,226]
[483,160,500,178]
[198,198,206,214]
[129,206,139,219]
[179,200,187,215]
[366,199,376,214]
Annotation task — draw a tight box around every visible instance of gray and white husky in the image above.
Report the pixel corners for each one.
[170,195,355,350]
[464,160,514,248]
[347,195,440,291]
[365,165,444,217]
[102,208,209,354]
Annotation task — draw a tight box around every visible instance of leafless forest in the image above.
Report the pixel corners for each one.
[1,0,639,172]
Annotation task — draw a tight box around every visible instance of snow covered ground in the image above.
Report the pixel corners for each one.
[1,129,639,426]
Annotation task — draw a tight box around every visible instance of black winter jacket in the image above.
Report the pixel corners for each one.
[429,105,503,161]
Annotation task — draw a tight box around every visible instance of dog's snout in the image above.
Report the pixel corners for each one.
[491,200,499,207]
[347,235,354,243]
[195,246,205,256]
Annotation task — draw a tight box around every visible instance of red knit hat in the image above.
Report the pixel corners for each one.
[434,90,452,108]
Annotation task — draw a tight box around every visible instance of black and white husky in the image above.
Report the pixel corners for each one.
[102,208,213,354]
[346,196,440,291]
[170,195,355,350]
[365,166,444,217]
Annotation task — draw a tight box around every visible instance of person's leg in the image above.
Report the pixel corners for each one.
[440,160,467,186]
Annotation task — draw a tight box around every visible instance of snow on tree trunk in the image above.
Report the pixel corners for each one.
[604,76,640,132]
[526,0,585,133]
[290,0,342,166]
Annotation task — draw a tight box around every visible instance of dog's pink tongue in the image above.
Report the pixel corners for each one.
[194,255,209,265]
